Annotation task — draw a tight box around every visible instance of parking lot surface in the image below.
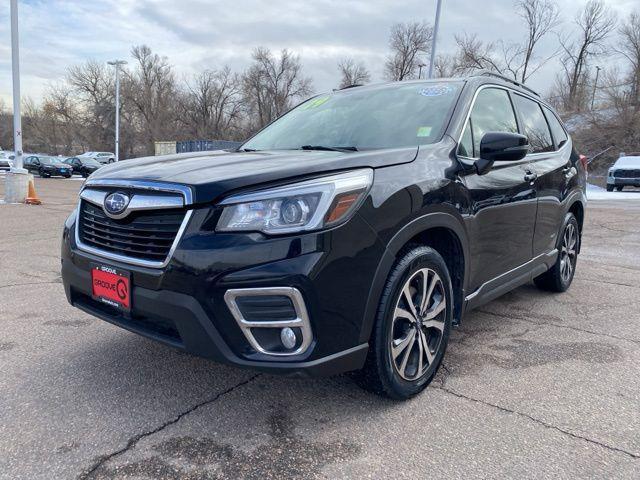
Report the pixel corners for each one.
[1,178,639,479]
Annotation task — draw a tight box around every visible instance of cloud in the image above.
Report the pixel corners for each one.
[0,0,637,105]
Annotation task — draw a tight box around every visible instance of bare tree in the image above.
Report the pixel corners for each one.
[180,67,244,139]
[614,12,640,106]
[454,34,503,74]
[337,58,371,88]
[124,45,180,155]
[242,47,313,130]
[558,0,616,111]
[514,0,560,82]
[384,21,433,81]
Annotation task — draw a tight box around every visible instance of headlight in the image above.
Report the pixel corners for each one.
[608,170,614,177]
[217,169,373,234]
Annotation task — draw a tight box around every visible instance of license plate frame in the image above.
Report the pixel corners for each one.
[91,263,131,311]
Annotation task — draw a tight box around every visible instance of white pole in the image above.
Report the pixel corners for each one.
[10,0,23,171]
[115,65,120,162]
[108,60,127,162]
[428,0,443,79]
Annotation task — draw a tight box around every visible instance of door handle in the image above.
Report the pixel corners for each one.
[524,172,537,182]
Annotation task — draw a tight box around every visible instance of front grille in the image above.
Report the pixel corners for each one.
[614,169,640,178]
[78,200,186,263]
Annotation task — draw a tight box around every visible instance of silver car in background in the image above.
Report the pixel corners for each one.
[607,154,640,191]
[78,151,115,164]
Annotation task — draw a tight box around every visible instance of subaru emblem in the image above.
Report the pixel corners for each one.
[104,192,130,216]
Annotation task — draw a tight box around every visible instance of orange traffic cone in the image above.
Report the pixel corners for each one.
[25,177,42,205]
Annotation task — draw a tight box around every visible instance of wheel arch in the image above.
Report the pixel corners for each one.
[566,191,586,253]
[359,212,469,344]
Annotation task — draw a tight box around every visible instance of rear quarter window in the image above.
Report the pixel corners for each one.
[542,106,568,149]
[512,94,554,154]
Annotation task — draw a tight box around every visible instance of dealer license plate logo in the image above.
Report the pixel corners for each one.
[91,264,130,310]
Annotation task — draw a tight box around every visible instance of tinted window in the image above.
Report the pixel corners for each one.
[542,106,568,149]
[512,94,553,153]
[469,88,518,156]
[242,82,463,151]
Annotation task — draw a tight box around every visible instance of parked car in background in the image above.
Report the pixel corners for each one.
[24,155,72,178]
[607,154,640,191]
[0,151,14,171]
[79,152,115,164]
[62,156,103,177]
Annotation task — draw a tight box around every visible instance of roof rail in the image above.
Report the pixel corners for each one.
[474,70,540,97]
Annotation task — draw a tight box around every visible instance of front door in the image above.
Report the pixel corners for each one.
[457,86,537,291]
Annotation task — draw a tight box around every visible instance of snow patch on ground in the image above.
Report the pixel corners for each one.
[587,183,640,201]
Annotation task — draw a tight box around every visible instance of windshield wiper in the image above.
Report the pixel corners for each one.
[299,145,358,152]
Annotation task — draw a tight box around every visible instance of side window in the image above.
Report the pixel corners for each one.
[542,106,568,149]
[470,88,518,157]
[458,121,473,157]
[512,94,554,153]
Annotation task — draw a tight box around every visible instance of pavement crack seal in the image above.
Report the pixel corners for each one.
[434,386,640,460]
[478,309,640,346]
[0,280,62,289]
[78,373,261,480]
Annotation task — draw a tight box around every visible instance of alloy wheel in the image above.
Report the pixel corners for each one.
[560,223,577,283]
[390,268,446,381]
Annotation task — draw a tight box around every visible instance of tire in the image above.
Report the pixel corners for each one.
[39,169,49,178]
[354,246,453,400]
[63,174,71,178]
[534,213,579,292]
[616,186,624,191]
[606,185,614,192]
[108,158,114,163]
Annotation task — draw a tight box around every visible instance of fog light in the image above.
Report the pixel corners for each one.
[280,327,297,349]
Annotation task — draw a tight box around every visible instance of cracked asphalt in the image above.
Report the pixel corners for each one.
[1,178,639,479]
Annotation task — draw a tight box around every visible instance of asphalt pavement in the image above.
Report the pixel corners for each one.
[1,177,639,479]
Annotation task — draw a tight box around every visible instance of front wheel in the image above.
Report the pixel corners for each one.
[355,246,453,399]
[606,185,614,192]
[534,213,579,292]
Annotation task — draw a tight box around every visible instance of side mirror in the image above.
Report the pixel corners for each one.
[475,132,529,175]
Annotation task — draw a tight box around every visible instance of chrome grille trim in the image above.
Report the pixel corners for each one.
[75,180,194,269]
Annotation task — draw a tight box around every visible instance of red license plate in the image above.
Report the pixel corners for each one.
[91,264,131,310]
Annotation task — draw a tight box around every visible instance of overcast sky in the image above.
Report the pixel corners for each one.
[0,0,637,106]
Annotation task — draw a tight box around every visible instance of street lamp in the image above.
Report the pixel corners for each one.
[107,60,127,162]
[418,63,427,79]
[428,0,443,79]
[591,65,602,111]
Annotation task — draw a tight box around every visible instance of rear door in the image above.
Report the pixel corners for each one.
[511,95,570,256]
[458,86,538,291]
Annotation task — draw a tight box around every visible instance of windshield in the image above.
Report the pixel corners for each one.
[242,81,463,152]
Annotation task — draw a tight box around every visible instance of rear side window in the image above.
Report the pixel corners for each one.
[512,94,553,153]
[468,88,519,157]
[542,106,568,149]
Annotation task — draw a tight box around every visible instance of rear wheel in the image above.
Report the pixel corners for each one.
[616,186,624,191]
[355,246,452,399]
[534,213,579,292]
[38,169,49,178]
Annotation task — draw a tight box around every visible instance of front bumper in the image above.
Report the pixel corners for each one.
[61,206,382,376]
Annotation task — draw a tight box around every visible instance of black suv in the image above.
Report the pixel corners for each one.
[61,74,586,399]
[63,156,103,178]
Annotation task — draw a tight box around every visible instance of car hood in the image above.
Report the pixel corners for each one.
[87,147,419,204]
[612,157,640,169]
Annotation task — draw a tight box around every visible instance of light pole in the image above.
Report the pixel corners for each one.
[428,0,443,79]
[591,65,601,111]
[107,60,127,162]
[418,63,427,79]
[10,0,23,171]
